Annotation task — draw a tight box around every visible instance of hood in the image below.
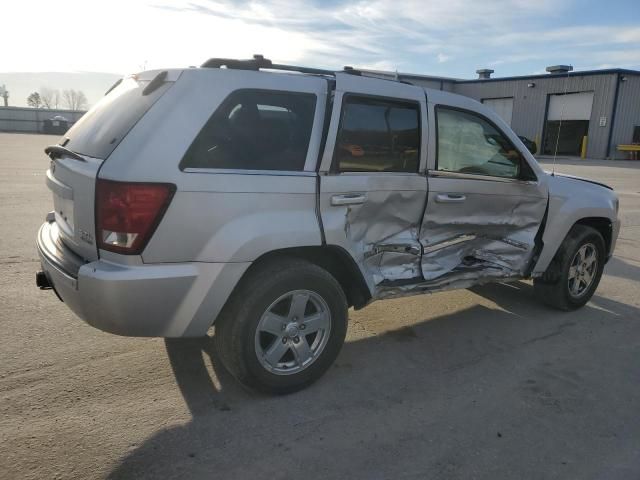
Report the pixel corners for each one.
[545,172,613,191]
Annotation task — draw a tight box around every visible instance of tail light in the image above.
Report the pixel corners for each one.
[96,179,175,255]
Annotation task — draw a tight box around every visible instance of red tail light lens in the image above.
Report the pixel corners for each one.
[96,179,175,255]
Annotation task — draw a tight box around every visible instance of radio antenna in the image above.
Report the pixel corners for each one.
[550,65,573,176]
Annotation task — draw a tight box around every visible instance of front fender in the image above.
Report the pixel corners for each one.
[532,175,618,275]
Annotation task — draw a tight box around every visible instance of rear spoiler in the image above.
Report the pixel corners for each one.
[45,145,86,162]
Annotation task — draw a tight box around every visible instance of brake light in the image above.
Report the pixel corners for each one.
[96,179,175,255]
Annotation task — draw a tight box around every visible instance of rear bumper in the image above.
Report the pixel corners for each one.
[36,221,249,337]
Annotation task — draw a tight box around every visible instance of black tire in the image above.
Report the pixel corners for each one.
[534,225,606,311]
[214,258,348,394]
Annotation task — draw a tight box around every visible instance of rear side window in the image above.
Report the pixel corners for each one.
[180,90,316,171]
[333,95,420,173]
[63,76,172,159]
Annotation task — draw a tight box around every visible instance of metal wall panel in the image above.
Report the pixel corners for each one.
[445,74,619,158]
[406,78,456,92]
[609,75,640,159]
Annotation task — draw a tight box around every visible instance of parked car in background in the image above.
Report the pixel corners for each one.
[36,56,620,393]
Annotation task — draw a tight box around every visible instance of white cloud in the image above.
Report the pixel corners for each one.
[2,0,638,78]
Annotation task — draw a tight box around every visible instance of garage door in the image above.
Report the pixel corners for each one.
[547,92,594,120]
[482,97,513,126]
[543,92,594,155]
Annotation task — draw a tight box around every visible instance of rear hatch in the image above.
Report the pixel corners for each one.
[45,71,176,261]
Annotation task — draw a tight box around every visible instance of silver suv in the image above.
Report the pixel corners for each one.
[36,56,620,393]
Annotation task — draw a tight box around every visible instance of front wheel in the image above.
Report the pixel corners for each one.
[214,258,348,394]
[534,225,606,311]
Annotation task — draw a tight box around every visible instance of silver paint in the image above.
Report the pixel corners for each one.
[37,67,620,338]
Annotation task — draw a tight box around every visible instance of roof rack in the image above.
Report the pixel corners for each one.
[200,54,363,77]
[199,54,414,86]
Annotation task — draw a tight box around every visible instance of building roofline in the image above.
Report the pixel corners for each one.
[359,68,461,82]
[452,68,640,84]
[363,67,640,85]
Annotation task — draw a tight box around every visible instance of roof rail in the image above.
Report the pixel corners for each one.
[200,54,335,76]
[201,54,272,70]
[343,66,362,76]
[199,54,415,86]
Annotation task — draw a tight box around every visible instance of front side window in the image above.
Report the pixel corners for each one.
[181,90,316,171]
[436,107,523,179]
[333,96,420,173]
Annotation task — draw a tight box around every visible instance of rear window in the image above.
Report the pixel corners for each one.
[180,89,316,171]
[62,76,172,159]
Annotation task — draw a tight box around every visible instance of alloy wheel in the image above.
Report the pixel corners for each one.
[254,290,331,375]
[568,243,598,298]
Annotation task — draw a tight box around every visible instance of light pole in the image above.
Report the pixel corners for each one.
[0,84,9,107]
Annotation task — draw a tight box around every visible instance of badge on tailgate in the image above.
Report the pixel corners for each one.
[79,229,94,245]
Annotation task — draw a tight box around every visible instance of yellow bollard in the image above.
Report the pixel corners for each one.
[580,135,588,159]
[534,135,540,154]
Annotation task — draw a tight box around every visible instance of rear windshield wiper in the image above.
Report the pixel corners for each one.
[45,145,86,162]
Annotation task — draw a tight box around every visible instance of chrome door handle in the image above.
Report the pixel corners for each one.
[435,193,466,203]
[331,193,367,206]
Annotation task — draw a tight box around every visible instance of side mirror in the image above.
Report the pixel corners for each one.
[518,136,537,155]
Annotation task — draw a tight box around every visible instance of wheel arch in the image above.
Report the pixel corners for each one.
[574,217,613,256]
[239,245,372,310]
[534,215,613,276]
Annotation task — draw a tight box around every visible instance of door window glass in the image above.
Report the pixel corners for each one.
[334,96,420,173]
[436,107,522,179]
[180,90,316,171]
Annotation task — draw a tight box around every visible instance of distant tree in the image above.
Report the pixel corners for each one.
[39,87,60,109]
[27,92,42,108]
[62,89,88,110]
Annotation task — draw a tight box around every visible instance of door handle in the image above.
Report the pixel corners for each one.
[435,193,466,203]
[331,193,367,206]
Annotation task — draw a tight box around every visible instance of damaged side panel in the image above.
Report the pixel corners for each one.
[319,174,428,293]
[421,192,546,281]
[406,175,548,295]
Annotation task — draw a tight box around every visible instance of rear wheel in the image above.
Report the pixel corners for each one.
[214,258,348,394]
[534,225,605,311]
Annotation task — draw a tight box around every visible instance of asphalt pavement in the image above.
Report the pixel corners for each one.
[1,133,639,479]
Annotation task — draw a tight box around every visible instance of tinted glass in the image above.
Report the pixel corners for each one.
[181,90,316,171]
[437,107,522,179]
[63,76,172,159]
[334,96,420,173]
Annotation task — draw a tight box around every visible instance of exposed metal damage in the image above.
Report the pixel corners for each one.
[340,189,426,287]
[339,187,548,300]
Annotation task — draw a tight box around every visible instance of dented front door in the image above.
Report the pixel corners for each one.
[318,73,429,294]
[420,174,547,288]
[419,104,548,289]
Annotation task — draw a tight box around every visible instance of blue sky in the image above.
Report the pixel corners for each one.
[4,0,640,78]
